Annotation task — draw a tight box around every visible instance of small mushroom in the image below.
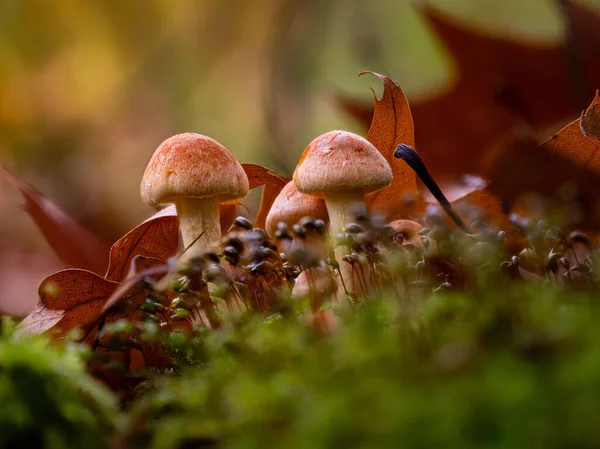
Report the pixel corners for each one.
[141,133,249,262]
[291,266,337,308]
[294,130,392,298]
[265,181,329,258]
[292,267,338,334]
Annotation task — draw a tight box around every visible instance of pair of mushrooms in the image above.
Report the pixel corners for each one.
[140,130,393,298]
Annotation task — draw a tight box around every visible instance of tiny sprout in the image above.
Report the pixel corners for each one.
[171,276,190,293]
[292,224,306,239]
[326,258,340,269]
[233,216,253,230]
[433,281,452,292]
[143,314,160,324]
[139,276,155,291]
[417,227,432,236]
[314,219,326,234]
[170,297,183,308]
[546,250,562,272]
[356,254,369,265]
[345,223,364,234]
[139,302,156,313]
[223,246,240,265]
[222,235,244,252]
[202,249,220,264]
[174,308,190,318]
[275,229,293,241]
[497,230,506,244]
[343,254,357,265]
[568,231,592,247]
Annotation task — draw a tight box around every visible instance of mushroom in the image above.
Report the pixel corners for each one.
[265,181,329,259]
[293,130,392,298]
[387,219,423,249]
[292,267,338,333]
[141,133,249,262]
[291,266,337,307]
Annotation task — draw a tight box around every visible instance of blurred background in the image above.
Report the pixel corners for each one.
[1,0,599,315]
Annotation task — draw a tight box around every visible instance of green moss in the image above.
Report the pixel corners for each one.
[0,319,121,449]
[128,284,600,448]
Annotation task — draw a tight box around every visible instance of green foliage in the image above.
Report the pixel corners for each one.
[0,319,121,449]
[128,284,600,449]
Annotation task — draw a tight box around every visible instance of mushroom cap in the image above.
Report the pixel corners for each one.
[293,130,392,197]
[291,267,337,300]
[141,133,249,206]
[388,219,423,247]
[265,181,329,237]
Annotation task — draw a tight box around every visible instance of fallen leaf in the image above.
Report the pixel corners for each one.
[105,206,179,282]
[36,269,120,337]
[15,300,65,337]
[361,72,418,220]
[420,175,506,230]
[18,209,179,339]
[485,93,600,227]
[337,1,600,178]
[241,163,288,189]
[220,201,250,232]
[255,183,285,230]
[241,163,289,228]
[580,91,600,140]
[1,167,110,274]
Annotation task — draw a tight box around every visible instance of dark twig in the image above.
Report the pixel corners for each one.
[394,144,471,233]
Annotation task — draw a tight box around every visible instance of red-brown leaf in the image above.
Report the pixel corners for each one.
[1,167,110,274]
[241,163,289,228]
[361,72,418,220]
[105,206,179,282]
[485,93,600,227]
[242,163,288,189]
[337,1,600,179]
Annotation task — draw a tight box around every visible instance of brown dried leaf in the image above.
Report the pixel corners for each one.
[37,269,119,336]
[485,93,600,227]
[15,301,65,337]
[337,1,600,179]
[1,167,110,274]
[241,163,288,189]
[361,72,418,220]
[241,163,289,228]
[580,91,600,140]
[105,206,179,282]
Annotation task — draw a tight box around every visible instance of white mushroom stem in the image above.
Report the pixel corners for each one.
[176,198,221,262]
[323,189,367,299]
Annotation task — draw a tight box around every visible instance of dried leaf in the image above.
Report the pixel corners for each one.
[485,93,600,227]
[1,167,110,274]
[241,163,289,228]
[241,163,288,189]
[337,1,600,178]
[15,301,65,337]
[105,206,179,282]
[421,176,506,229]
[37,269,120,336]
[19,209,179,338]
[220,201,250,232]
[361,72,418,220]
[255,183,285,229]
[580,91,600,140]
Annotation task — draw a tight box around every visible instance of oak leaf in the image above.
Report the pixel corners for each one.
[337,1,600,178]
[241,163,290,229]
[485,93,600,227]
[362,72,418,220]
[1,167,110,274]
